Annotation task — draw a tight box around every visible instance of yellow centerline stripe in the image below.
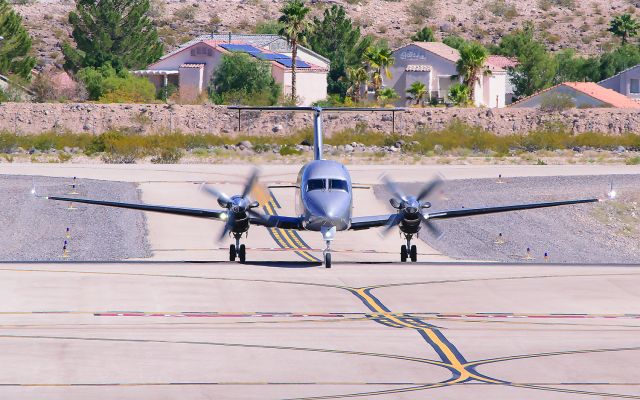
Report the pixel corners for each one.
[264,197,317,262]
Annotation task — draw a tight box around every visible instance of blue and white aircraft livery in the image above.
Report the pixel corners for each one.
[37,106,599,268]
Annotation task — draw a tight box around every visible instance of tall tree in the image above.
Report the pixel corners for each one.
[363,43,394,97]
[411,26,435,42]
[407,81,427,105]
[279,0,312,102]
[456,42,489,102]
[496,22,557,98]
[307,5,372,97]
[0,0,36,80]
[609,14,640,45]
[62,0,164,72]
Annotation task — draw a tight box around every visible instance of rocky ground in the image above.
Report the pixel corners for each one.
[376,174,640,263]
[0,175,150,261]
[19,0,636,69]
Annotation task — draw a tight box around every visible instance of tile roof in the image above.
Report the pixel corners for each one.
[412,42,460,63]
[406,64,431,72]
[510,82,640,109]
[486,55,518,69]
[180,63,205,69]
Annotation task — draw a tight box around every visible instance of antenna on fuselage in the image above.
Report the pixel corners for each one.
[228,106,406,162]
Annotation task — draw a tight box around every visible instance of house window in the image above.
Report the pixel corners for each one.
[631,79,640,94]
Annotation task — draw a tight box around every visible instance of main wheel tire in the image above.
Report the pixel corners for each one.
[229,244,236,262]
[239,244,246,263]
[410,245,417,262]
[324,252,332,268]
[400,245,408,262]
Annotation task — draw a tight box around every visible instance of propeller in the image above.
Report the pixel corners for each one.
[380,174,444,239]
[200,169,268,242]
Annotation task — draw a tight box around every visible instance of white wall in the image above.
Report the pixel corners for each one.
[150,43,223,89]
[283,71,328,105]
[599,65,640,100]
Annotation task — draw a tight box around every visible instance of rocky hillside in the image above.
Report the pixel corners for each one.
[18,0,639,69]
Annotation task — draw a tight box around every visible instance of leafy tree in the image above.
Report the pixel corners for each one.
[553,49,600,83]
[62,0,164,73]
[407,81,428,105]
[411,26,435,42]
[364,43,394,97]
[608,14,640,45]
[0,0,36,80]
[442,34,468,50]
[599,44,640,80]
[209,53,281,106]
[377,87,398,106]
[307,5,372,97]
[345,66,368,102]
[278,0,312,102]
[254,20,284,34]
[496,23,557,98]
[76,63,156,102]
[456,42,489,101]
[448,82,471,106]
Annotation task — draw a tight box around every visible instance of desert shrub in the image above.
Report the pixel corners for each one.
[174,5,196,20]
[539,92,575,112]
[254,20,284,34]
[77,64,156,103]
[406,0,437,24]
[486,0,519,19]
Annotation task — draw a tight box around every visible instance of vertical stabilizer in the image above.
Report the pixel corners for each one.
[313,107,323,160]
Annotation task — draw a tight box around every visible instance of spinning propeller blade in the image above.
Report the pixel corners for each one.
[417,175,443,202]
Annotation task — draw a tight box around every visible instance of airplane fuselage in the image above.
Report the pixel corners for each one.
[295,160,353,232]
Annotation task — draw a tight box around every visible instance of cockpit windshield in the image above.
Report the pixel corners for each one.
[306,179,349,192]
[329,179,349,192]
[306,179,326,191]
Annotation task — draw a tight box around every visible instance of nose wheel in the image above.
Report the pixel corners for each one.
[229,233,247,263]
[401,235,418,262]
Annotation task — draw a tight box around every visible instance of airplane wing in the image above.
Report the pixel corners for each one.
[348,198,598,230]
[41,194,306,229]
[41,195,227,219]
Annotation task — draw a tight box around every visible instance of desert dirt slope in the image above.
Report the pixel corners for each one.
[21,0,636,69]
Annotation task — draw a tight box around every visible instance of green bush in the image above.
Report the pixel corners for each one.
[210,53,281,106]
[77,64,157,103]
[539,92,575,112]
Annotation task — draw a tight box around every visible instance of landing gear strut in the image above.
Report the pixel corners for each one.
[401,234,418,262]
[321,226,336,269]
[229,233,246,263]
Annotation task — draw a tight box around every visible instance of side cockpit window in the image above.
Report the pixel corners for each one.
[329,179,349,192]
[306,179,326,191]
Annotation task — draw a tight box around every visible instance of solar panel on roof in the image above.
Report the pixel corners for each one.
[219,44,263,53]
[254,53,289,61]
[275,59,311,68]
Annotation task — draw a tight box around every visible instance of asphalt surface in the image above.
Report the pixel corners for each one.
[0,175,150,261]
[0,261,638,400]
[376,174,640,263]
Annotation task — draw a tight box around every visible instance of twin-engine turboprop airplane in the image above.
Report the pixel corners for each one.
[36,106,599,268]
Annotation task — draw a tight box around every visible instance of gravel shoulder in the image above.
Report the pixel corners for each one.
[0,175,151,261]
[375,174,640,264]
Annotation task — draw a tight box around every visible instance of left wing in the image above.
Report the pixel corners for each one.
[349,198,599,230]
[42,195,227,219]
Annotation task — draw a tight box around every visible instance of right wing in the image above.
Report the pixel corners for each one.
[42,195,227,219]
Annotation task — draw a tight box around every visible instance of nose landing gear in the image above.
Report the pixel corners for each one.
[229,233,246,263]
[401,234,418,262]
[321,226,336,269]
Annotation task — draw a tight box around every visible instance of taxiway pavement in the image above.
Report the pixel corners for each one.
[0,261,638,399]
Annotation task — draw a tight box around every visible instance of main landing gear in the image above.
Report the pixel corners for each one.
[229,232,246,263]
[401,234,418,263]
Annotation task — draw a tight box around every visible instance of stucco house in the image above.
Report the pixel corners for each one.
[509,82,640,109]
[385,42,510,108]
[134,34,330,105]
[598,64,640,101]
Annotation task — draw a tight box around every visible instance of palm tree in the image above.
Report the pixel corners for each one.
[364,45,394,97]
[609,14,640,45]
[407,81,428,106]
[377,87,398,106]
[455,42,489,104]
[345,66,368,102]
[448,83,471,106]
[279,0,312,102]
